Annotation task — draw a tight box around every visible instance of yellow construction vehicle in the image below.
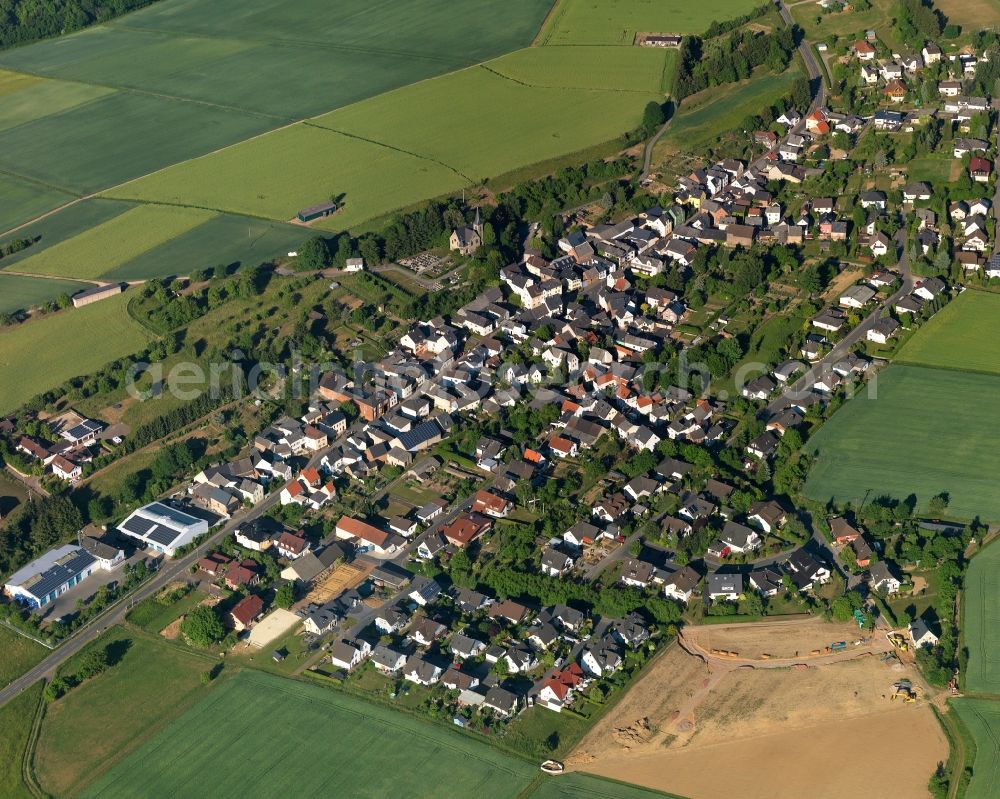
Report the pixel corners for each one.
[891,681,916,702]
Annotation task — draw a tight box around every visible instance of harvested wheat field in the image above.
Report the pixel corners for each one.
[569,643,946,799]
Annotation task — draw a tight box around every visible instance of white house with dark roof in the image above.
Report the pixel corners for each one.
[117,501,210,557]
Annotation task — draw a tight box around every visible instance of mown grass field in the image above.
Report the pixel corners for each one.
[790,0,899,45]
[804,365,1000,520]
[0,293,152,413]
[661,66,802,150]
[485,45,676,93]
[83,670,539,799]
[962,540,1000,694]
[529,773,684,799]
[0,625,47,688]
[10,205,216,279]
[896,291,1000,376]
[935,0,1000,31]
[0,680,42,799]
[112,63,661,228]
[951,699,1000,799]
[102,213,306,280]
[0,0,552,234]
[905,155,961,187]
[35,626,216,798]
[0,274,91,314]
[536,0,762,44]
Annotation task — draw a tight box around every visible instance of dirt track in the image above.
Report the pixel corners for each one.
[568,623,946,799]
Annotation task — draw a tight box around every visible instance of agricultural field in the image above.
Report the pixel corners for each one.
[803,365,1000,520]
[896,291,1000,376]
[0,293,152,414]
[0,0,552,236]
[111,66,660,229]
[0,274,91,314]
[962,540,1000,695]
[951,699,1000,799]
[0,625,47,688]
[570,641,945,799]
[659,66,803,151]
[484,45,676,94]
[0,681,43,799]
[102,213,307,281]
[34,627,216,798]
[529,773,682,799]
[536,0,763,45]
[82,670,538,799]
[9,205,216,280]
[935,0,1000,32]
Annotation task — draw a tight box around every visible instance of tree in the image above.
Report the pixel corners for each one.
[180,605,224,647]
[298,236,331,270]
[928,492,950,517]
[75,645,111,680]
[274,583,295,609]
[641,101,666,134]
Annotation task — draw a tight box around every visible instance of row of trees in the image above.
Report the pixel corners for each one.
[0,0,158,48]
[675,26,797,99]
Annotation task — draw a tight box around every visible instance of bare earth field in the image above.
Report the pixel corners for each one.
[684,617,872,660]
[569,630,946,799]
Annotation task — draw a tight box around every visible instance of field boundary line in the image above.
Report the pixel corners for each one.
[892,358,1000,380]
[478,62,662,94]
[21,681,49,799]
[531,0,565,46]
[102,21,462,65]
[301,121,475,183]
[0,619,55,650]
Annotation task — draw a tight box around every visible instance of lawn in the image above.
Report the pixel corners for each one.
[83,669,539,799]
[803,365,1000,520]
[962,539,1000,695]
[111,65,659,230]
[9,205,216,279]
[0,293,152,414]
[896,291,1000,376]
[0,0,551,229]
[0,625,47,688]
[951,699,1000,799]
[0,274,91,314]
[35,626,217,798]
[536,0,763,44]
[905,155,960,187]
[0,680,43,799]
[660,66,802,151]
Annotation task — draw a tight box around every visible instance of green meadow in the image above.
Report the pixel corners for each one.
[804,365,1000,520]
[951,699,1000,799]
[537,0,763,44]
[0,294,151,413]
[0,274,91,314]
[963,540,1000,695]
[896,291,1000,376]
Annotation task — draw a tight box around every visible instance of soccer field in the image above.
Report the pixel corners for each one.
[0,294,151,414]
[962,540,1000,694]
[804,365,1000,520]
[952,699,1000,799]
[896,291,1000,376]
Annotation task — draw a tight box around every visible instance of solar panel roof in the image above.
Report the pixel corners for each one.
[147,525,180,547]
[27,551,96,598]
[121,516,155,536]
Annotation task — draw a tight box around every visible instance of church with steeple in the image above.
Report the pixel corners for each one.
[449,207,483,256]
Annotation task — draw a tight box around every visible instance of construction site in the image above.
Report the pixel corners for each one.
[569,618,948,799]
